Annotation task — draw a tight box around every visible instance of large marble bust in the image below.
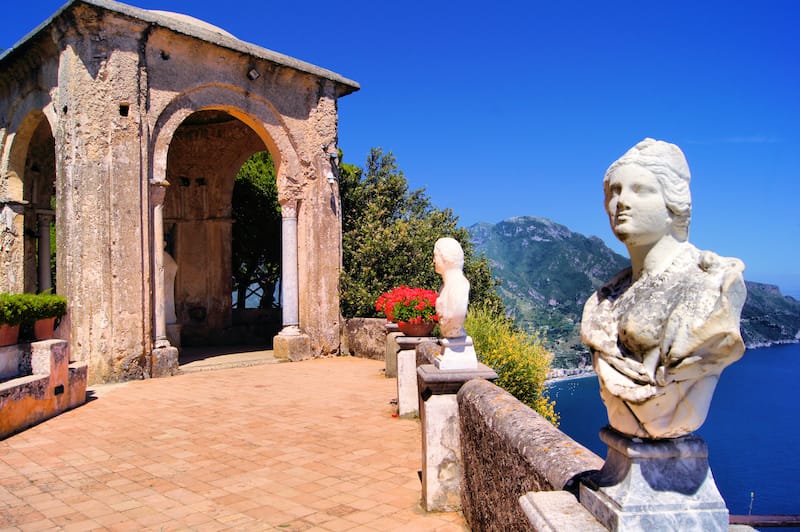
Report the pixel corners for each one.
[581,138,747,439]
[434,237,470,338]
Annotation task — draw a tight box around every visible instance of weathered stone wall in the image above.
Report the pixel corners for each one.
[458,379,603,531]
[296,81,342,356]
[54,11,152,382]
[341,318,387,360]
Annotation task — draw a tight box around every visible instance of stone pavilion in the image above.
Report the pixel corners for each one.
[0,0,359,382]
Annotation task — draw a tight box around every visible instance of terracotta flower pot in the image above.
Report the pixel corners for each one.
[0,323,20,347]
[34,317,56,340]
[398,321,435,337]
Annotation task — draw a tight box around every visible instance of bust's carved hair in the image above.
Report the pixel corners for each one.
[604,138,692,241]
[434,237,464,269]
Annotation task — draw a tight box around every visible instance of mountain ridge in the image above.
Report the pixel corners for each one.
[469,216,800,368]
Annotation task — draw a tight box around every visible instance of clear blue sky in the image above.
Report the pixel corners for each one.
[6,1,799,296]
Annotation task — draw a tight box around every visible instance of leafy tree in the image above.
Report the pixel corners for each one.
[232,151,281,309]
[339,147,502,317]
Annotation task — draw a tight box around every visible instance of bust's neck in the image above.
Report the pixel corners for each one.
[628,235,686,281]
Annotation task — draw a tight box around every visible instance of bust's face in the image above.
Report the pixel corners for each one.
[605,164,672,247]
[434,249,444,275]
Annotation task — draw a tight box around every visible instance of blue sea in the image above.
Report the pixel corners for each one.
[549,343,800,517]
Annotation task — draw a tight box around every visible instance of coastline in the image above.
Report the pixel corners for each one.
[545,368,596,386]
[744,336,800,350]
[546,338,800,386]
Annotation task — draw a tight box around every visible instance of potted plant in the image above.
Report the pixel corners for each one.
[0,294,26,346]
[375,286,438,337]
[30,293,67,340]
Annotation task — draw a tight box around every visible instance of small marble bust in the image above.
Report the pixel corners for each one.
[581,138,747,439]
[434,237,470,338]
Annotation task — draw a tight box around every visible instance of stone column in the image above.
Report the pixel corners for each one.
[149,181,178,377]
[385,321,401,378]
[36,210,54,293]
[416,361,498,512]
[274,198,310,361]
[150,182,169,349]
[395,335,432,418]
[279,198,299,333]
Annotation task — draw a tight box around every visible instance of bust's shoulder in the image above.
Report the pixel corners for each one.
[676,245,746,309]
[696,248,744,276]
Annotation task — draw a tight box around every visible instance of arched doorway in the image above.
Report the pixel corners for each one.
[21,116,57,295]
[162,110,281,349]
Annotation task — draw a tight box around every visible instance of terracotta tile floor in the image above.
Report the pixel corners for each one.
[0,357,467,531]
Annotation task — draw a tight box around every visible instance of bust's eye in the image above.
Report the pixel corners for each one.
[632,182,658,195]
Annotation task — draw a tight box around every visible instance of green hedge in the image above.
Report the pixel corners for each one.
[0,293,68,325]
[465,304,559,425]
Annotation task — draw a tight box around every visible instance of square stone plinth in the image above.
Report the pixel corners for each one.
[580,428,729,531]
[152,346,179,377]
[273,333,311,361]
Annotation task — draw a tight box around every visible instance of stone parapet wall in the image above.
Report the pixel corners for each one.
[457,378,603,531]
[341,318,387,360]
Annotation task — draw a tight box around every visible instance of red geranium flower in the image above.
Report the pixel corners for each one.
[375,286,438,324]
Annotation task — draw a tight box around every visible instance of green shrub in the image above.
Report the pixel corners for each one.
[0,294,27,325]
[31,293,67,321]
[0,293,67,325]
[465,304,559,425]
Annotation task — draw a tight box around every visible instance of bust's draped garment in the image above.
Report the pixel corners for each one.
[581,244,746,439]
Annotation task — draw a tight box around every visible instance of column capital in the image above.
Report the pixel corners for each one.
[279,197,299,218]
[149,180,170,206]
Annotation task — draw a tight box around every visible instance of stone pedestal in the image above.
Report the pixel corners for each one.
[416,363,498,512]
[396,336,432,418]
[151,345,179,377]
[434,335,477,370]
[385,331,402,378]
[273,329,311,361]
[580,427,729,531]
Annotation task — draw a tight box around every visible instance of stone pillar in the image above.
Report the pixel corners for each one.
[149,181,178,377]
[0,202,25,293]
[579,428,729,531]
[150,182,169,349]
[416,362,498,512]
[36,210,54,293]
[395,335,432,418]
[273,198,310,361]
[385,321,401,378]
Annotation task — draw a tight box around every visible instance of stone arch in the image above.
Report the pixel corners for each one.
[1,91,57,203]
[0,94,57,294]
[149,84,298,350]
[150,83,302,201]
